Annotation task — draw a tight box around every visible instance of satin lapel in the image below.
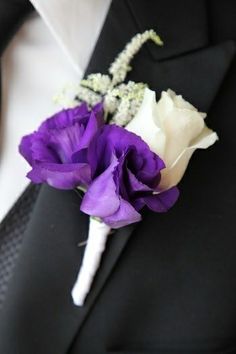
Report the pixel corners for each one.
[126,0,208,60]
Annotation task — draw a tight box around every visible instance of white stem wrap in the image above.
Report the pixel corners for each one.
[71,217,111,306]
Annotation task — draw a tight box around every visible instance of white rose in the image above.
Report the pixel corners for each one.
[126,88,218,189]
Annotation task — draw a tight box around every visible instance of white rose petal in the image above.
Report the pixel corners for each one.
[126,88,167,159]
[126,88,218,189]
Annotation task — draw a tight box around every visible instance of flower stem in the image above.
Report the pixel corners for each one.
[71,217,111,306]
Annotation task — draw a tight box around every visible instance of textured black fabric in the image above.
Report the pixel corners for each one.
[0,0,34,307]
[0,1,235,353]
[0,184,40,309]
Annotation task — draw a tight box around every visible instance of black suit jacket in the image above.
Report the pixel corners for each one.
[0,1,236,353]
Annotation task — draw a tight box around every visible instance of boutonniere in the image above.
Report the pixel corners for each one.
[19,30,218,306]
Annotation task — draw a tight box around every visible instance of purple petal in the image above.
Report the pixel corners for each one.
[136,154,165,187]
[27,162,91,189]
[80,155,120,218]
[32,136,59,163]
[48,123,83,163]
[127,168,151,193]
[19,134,34,165]
[144,187,180,213]
[77,111,102,151]
[39,103,89,133]
[103,198,141,228]
[69,103,90,122]
[20,132,60,165]
[91,102,104,126]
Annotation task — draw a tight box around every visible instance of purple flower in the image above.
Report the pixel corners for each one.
[19,102,104,189]
[80,125,179,228]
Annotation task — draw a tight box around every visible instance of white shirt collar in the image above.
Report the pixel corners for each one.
[30,0,111,74]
